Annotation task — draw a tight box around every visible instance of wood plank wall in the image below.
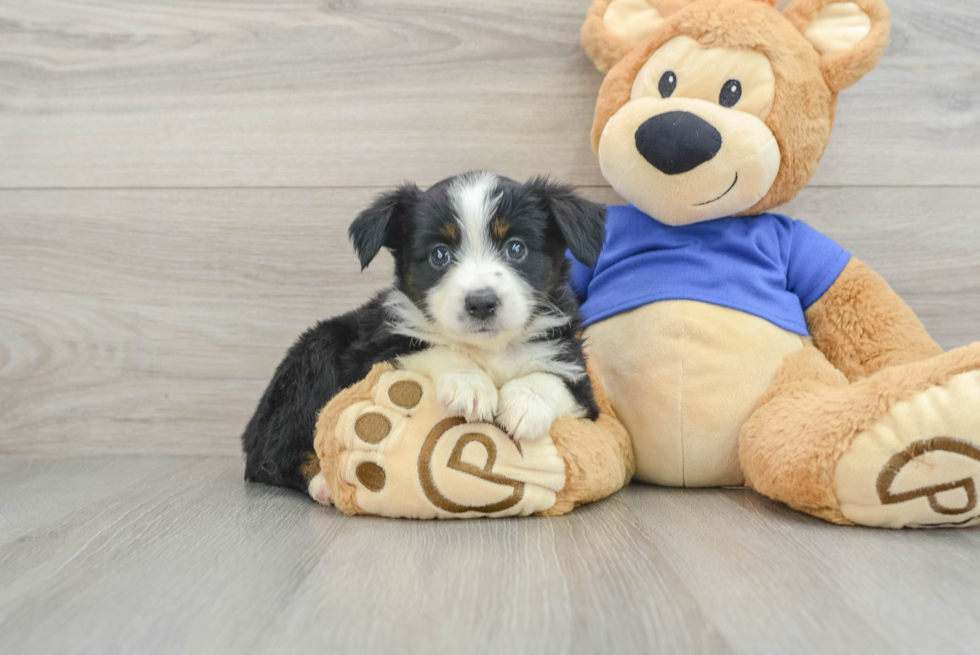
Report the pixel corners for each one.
[1,0,977,455]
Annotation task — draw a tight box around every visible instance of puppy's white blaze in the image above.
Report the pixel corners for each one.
[425,171,536,341]
[450,170,499,260]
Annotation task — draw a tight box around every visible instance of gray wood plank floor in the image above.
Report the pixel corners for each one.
[2,455,979,655]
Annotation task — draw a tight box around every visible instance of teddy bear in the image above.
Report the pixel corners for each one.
[314,0,980,528]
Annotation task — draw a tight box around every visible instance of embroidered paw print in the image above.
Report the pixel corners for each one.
[836,369,980,528]
[343,377,424,494]
[332,369,566,519]
[875,437,980,525]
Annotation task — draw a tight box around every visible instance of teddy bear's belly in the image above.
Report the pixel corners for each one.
[584,300,805,487]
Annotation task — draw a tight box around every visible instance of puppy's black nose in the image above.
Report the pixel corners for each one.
[634,111,722,175]
[465,289,499,321]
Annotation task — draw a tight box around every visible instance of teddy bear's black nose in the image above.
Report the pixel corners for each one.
[634,111,723,175]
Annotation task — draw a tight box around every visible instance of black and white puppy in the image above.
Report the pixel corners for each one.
[242,171,606,503]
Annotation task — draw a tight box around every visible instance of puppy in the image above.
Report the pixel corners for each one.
[242,171,606,503]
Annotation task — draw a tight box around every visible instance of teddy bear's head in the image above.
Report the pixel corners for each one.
[582,0,890,225]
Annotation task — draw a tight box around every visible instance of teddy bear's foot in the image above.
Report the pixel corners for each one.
[323,369,566,519]
[836,369,980,528]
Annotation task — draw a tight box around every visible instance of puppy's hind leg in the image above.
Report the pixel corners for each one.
[242,320,346,502]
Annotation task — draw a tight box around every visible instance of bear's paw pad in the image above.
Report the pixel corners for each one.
[836,370,980,528]
[334,370,566,519]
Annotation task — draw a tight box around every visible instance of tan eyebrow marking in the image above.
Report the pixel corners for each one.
[440,222,459,239]
[491,217,510,238]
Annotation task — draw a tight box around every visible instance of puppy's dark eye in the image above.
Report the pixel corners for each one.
[658,71,677,98]
[719,79,742,107]
[429,245,452,269]
[504,238,527,262]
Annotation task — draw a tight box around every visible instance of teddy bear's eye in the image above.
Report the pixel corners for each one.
[719,79,742,107]
[658,71,677,98]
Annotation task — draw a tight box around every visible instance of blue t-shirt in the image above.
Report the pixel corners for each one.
[568,205,851,337]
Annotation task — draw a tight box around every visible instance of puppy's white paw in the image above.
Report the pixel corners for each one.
[496,376,564,443]
[308,472,333,506]
[435,372,499,423]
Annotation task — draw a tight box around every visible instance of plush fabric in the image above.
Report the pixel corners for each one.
[630,36,776,117]
[315,364,567,518]
[314,0,980,528]
[835,370,980,528]
[583,0,703,73]
[567,205,850,335]
[591,0,837,214]
[574,0,980,528]
[585,0,891,215]
[739,342,980,525]
[805,258,944,381]
[315,362,634,518]
[540,362,636,516]
[783,0,892,93]
[596,95,783,223]
[583,300,805,485]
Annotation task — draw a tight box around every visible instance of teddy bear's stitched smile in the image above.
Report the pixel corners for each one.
[693,172,739,206]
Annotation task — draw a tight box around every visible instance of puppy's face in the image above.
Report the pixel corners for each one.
[349,172,606,346]
[408,172,562,342]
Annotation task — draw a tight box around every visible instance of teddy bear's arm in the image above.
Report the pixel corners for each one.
[804,258,943,382]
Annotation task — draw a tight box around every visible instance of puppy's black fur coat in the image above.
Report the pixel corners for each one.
[242,173,606,495]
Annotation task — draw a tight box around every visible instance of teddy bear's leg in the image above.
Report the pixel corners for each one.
[314,363,633,518]
[740,340,980,528]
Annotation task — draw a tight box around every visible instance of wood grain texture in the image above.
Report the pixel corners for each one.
[1,186,978,456]
[1,455,979,655]
[0,188,394,456]
[0,0,977,189]
[1,2,978,650]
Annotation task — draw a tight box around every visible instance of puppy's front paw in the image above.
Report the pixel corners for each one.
[497,377,563,443]
[435,372,499,423]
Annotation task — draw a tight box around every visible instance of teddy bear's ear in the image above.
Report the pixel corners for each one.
[784,0,891,92]
[581,0,691,73]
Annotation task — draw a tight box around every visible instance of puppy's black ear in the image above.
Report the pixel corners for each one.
[527,176,607,268]
[348,183,422,270]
